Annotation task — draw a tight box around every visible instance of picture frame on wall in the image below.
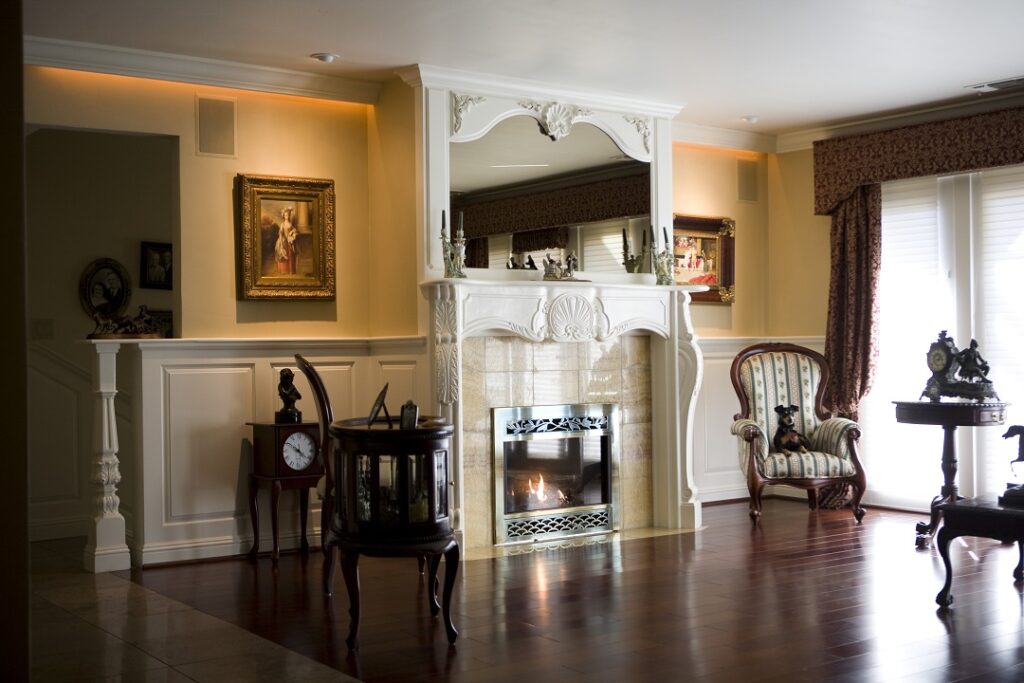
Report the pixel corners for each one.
[148,309,174,338]
[672,214,736,304]
[139,241,173,290]
[235,174,336,300]
[78,257,132,319]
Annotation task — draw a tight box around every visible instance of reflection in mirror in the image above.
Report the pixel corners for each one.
[450,116,650,273]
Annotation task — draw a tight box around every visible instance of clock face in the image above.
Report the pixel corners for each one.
[282,430,316,471]
[927,344,951,373]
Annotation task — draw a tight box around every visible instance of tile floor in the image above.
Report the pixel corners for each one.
[30,537,358,682]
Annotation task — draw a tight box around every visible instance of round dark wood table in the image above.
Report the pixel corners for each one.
[893,400,1008,547]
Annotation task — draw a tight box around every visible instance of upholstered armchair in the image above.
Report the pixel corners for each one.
[729,343,867,525]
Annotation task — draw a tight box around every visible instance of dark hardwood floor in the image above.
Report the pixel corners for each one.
[118,500,1024,682]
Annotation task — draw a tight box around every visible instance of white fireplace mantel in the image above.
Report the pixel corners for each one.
[421,278,706,544]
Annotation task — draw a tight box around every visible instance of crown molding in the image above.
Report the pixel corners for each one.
[671,121,776,153]
[24,36,380,104]
[398,64,683,119]
[776,91,1024,153]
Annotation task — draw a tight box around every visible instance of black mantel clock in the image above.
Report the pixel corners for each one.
[246,421,323,562]
[921,330,999,403]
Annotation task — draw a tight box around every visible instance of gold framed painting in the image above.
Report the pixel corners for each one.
[672,214,736,304]
[236,174,335,300]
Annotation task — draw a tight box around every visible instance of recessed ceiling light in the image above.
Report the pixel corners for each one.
[489,164,550,168]
[740,115,759,124]
[309,53,339,63]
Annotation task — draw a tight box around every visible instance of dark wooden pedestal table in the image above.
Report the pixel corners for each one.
[935,499,1024,607]
[893,401,1007,548]
[325,416,458,649]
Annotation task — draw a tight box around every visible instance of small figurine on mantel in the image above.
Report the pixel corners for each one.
[920,330,999,402]
[275,368,302,423]
[998,425,1024,507]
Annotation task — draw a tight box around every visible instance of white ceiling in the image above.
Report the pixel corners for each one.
[22,0,1024,135]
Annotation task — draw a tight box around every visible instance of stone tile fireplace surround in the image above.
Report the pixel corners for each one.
[461,335,651,549]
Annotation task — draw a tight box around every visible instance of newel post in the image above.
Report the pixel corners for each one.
[85,341,131,572]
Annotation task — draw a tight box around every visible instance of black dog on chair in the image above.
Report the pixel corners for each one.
[773,404,810,454]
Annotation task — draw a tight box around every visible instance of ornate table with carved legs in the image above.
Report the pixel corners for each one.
[893,401,1007,548]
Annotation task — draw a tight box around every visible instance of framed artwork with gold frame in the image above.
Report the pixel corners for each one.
[672,214,735,304]
[236,174,335,300]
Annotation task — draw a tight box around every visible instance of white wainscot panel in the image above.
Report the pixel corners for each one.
[377,361,420,414]
[166,365,255,521]
[692,352,748,502]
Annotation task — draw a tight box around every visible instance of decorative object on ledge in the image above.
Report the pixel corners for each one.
[542,251,585,282]
[87,305,163,339]
[653,226,674,286]
[440,210,467,279]
[80,257,131,320]
[275,368,302,424]
[139,241,172,290]
[920,330,999,402]
[235,174,335,300]
[999,426,1024,508]
[672,214,736,303]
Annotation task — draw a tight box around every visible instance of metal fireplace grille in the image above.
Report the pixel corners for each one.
[492,403,620,545]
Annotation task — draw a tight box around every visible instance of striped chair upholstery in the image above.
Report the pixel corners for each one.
[729,343,866,525]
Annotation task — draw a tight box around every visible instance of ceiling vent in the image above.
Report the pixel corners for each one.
[966,76,1024,94]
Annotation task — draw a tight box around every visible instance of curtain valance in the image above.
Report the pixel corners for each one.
[814,107,1024,215]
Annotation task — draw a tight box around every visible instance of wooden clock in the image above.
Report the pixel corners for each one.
[246,421,323,562]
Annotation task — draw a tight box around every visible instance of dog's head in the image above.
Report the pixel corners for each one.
[774,404,799,429]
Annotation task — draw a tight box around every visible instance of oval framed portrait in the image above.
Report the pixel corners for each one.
[79,258,132,319]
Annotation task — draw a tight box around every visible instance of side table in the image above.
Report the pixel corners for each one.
[935,498,1024,607]
[246,421,323,563]
[893,401,1007,548]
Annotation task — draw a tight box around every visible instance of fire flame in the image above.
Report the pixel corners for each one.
[526,474,567,504]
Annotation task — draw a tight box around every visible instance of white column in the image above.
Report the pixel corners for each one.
[84,341,131,572]
[650,289,704,530]
[426,281,465,546]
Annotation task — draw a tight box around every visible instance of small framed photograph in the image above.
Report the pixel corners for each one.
[235,174,336,300]
[400,400,419,430]
[672,215,736,304]
[140,241,173,290]
[149,309,174,338]
[78,258,131,319]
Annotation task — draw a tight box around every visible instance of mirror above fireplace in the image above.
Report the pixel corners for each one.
[449,105,652,275]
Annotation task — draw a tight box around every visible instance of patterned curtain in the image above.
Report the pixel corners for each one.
[813,106,1024,418]
[822,185,881,420]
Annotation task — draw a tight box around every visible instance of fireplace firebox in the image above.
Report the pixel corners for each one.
[492,403,620,545]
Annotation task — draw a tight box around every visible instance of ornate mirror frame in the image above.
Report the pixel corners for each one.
[398,65,682,284]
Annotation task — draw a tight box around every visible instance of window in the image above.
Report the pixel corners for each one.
[860,165,1024,509]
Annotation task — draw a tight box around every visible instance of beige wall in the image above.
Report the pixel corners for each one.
[367,78,418,336]
[672,144,768,337]
[24,66,371,338]
[765,148,831,336]
[673,143,832,338]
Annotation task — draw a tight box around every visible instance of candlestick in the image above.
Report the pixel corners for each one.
[649,225,656,247]
[622,228,629,252]
[662,226,669,246]
[457,212,464,238]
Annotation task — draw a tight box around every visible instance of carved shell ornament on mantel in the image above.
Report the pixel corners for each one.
[545,293,598,342]
[519,100,594,141]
